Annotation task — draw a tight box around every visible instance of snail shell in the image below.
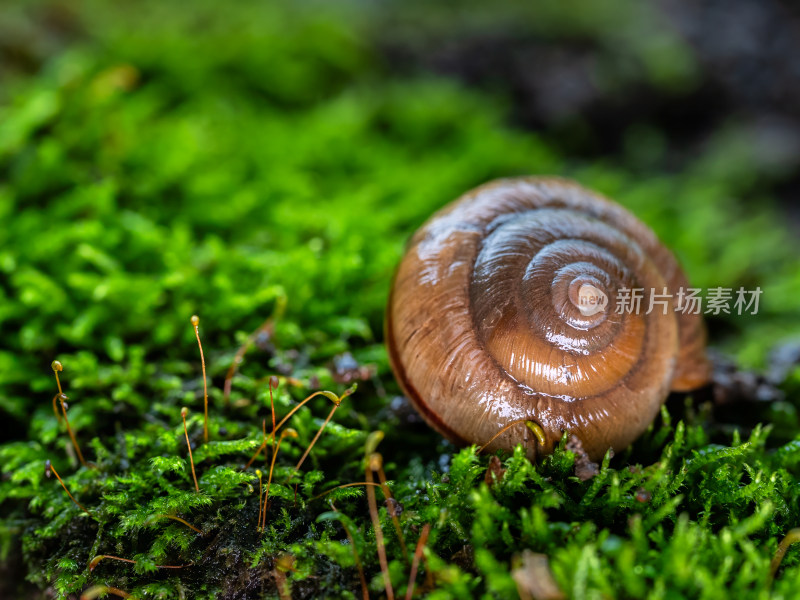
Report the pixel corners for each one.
[387,178,710,461]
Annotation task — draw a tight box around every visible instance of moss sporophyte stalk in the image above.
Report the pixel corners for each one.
[51,360,87,468]
[190,315,210,444]
[181,407,199,493]
[44,460,94,520]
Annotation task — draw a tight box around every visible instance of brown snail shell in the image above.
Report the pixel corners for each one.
[386,177,710,461]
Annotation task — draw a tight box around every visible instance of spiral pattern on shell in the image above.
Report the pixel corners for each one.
[387,178,710,461]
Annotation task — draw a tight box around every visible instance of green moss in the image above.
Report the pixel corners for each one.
[1,1,800,598]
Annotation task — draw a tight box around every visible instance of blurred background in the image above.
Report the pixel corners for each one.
[1,0,799,438]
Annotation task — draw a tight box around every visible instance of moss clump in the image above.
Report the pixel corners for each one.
[2,1,800,598]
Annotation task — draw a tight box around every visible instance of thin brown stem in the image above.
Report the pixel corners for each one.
[244,419,268,470]
[283,402,339,485]
[244,389,341,471]
[89,554,136,570]
[478,418,538,454]
[330,500,369,600]
[182,407,200,492]
[274,554,294,600]
[222,296,285,407]
[283,384,355,485]
[405,524,431,600]
[770,528,800,581]
[89,554,189,571]
[310,481,383,502]
[367,452,394,600]
[81,585,135,600]
[52,392,62,424]
[223,320,268,407]
[262,429,297,531]
[51,361,86,467]
[256,469,264,532]
[158,514,203,534]
[57,394,86,467]
[268,375,278,447]
[244,442,265,470]
[46,460,94,519]
[373,454,408,561]
[273,391,340,435]
[191,315,209,443]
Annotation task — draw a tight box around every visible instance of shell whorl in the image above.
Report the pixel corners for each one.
[387,177,710,461]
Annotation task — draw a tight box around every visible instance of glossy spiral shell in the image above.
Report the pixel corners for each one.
[387,178,710,461]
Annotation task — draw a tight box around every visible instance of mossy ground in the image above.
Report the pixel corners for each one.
[1,1,800,599]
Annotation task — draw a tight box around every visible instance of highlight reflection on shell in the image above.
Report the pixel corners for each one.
[387,177,710,461]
